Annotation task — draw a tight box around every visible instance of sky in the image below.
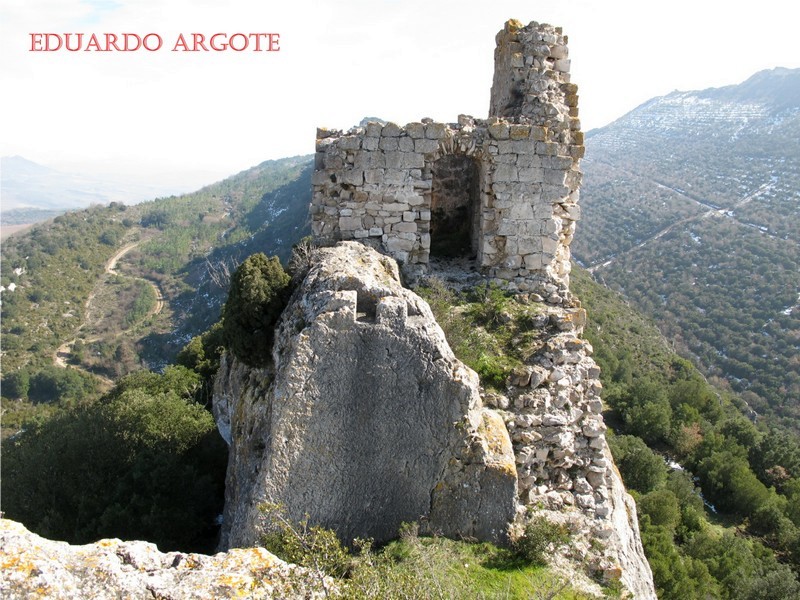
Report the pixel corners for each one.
[2,0,800,192]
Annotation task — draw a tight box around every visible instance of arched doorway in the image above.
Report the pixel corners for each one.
[429,155,481,259]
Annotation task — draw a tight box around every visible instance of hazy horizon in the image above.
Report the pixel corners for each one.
[3,0,799,191]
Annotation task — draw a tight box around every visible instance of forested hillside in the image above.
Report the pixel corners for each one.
[570,268,800,599]
[1,156,312,435]
[573,68,800,429]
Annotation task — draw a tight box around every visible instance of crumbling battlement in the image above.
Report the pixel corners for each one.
[311,20,584,303]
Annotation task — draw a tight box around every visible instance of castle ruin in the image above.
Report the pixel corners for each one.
[311,19,584,302]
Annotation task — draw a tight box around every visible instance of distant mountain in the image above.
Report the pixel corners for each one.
[574,68,800,426]
[0,156,184,215]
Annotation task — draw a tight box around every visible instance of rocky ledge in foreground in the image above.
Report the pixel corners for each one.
[0,519,333,599]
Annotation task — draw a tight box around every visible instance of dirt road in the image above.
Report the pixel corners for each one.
[52,238,165,378]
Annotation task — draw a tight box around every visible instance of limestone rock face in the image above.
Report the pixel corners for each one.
[605,458,658,599]
[0,519,333,599]
[214,241,518,549]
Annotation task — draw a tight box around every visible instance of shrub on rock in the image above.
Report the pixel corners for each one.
[221,253,291,367]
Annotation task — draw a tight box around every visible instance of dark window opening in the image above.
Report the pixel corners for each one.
[430,155,480,258]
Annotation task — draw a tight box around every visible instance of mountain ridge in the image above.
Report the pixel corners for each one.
[574,66,800,426]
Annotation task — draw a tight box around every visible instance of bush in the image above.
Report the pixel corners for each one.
[2,385,227,552]
[221,253,291,367]
[639,489,681,535]
[609,433,667,494]
[177,322,225,381]
[2,370,30,399]
[27,366,97,405]
[511,517,570,566]
[259,503,351,578]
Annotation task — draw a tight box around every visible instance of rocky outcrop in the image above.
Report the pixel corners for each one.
[0,519,333,599]
[214,241,656,598]
[214,241,517,549]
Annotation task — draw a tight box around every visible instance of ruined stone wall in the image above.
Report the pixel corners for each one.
[310,20,585,303]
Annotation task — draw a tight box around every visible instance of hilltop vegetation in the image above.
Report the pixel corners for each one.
[574,68,800,430]
[1,156,312,437]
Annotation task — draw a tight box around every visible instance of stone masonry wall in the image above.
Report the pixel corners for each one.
[310,20,584,303]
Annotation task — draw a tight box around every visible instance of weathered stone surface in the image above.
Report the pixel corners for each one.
[215,242,517,549]
[0,519,333,599]
[604,451,658,599]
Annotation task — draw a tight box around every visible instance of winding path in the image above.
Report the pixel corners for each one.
[587,173,773,274]
[52,239,165,379]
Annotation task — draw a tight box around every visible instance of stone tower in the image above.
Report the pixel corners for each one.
[311,19,584,303]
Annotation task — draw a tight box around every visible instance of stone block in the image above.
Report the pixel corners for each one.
[512,140,535,154]
[384,152,404,169]
[509,202,534,220]
[509,124,531,140]
[339,216,363,231]
[493,164,518,182]
[382,122,402,137]
[384,203,410,212]
[482,238,498,255]
[376,296,408,325]
[570,145,585,159]
[425,122,447,139]
[496,220,517,236]
[340,170,364,186]
[365,122,383,137]
[406,122,425,138]
[519,167,544,182]
[386,237,414,252]
[364,169,385,184]
[536,142,560,156]
[394,222,417,233]
[517,235,541,255]
[338,136,362,150]
[554,58,571,73]
[415,138,439,153]
[502,255,522,269]
[399,137,415,152]
[524,253,547,270]
[384,170,406,184]
[542,235,559,255]
[545,169,566,186]
[401,153,423,169]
